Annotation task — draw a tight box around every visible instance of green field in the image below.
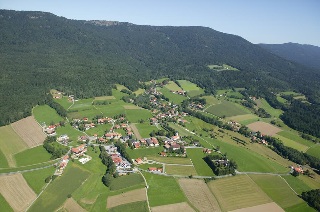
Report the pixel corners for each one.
[142,172,186,207]
[281,91,300,96]
[165,165,198,176]
[69,98,94,111]
[306,144,320,159]
[109,201,148,212]
[249,174,303,209]
[177,80,204,97]
[135,123,158,138]
[133,88,145,96]
[0,150,8,168]
[95,104,125,118]
[277,96,287,103]
[159,87,188,104]
[201,95,220,105]
[226,91,243,98]
[33,105,64,125]
[168,123,194,137]
[276,131,314,147]
[86,123,112,137]
[229,114,259,122]
[116,84,129,91]
[14,145,51,166]
[282,175,312,195]
[165,81,182,91]
[23,166,56,194]
[110,174,144,191]
[238,118,261,125]
[68,106,101,120]
[0,193,13,212]
[186,148,215,176]
[184,116,216,132]
[54,97,73,110]
[0,159,58,174]
[147,155,192,165]
[55,124,85,142]
[285,202,316,212]
[275,134,308,152]
[260,99,283,118]
[216,89,232,96]
[126,109,153,123]
[127,147,164,160]
[206,100,248,117]
[298,175,320,190]
[29,163,90,212]
[208,64,239,71]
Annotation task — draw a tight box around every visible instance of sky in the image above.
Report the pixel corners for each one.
[1,0,320,46]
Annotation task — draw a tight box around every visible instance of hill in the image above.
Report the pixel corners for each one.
[1,10,320,126]
[259,43,320,69]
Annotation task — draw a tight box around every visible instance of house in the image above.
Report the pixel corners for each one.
[146,139,154,147]
[160,152,166,156]
[153,140,159,147]
[63,155,69,162]
[135,158,143,164]
[83,117,88,121]
[127,131,133,136]
[121,124,127,128]
[164,144,171,150]
[113,133,122,139]
[115,125,120,129]
[134,143,140,149]
[171,144,180,150]
[78,135,89,142]
[71,145,87,156]
[126,127,131,131]
[98,119,106,124]
[203,148,211,154]
[295,167,304,173]
[157,168,163,172]
[123,136,130,141]
[98,138,106,142]
[60,162,67,169]
[172,135,180,141]
[45,129,56,136]
[148,167,157,171]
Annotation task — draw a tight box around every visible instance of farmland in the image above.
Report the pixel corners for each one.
[0,150,8,168]
[177,80,204,97]
[109,174,144,191]
[61,198,87,212]
[126,109,152,123]
[275,134,308,152]
[229,114,259,122]
[106,188,146,208]
[165,165,198,176]
[259,99,283,118]
[54,97,73,110]
[151,202,195,212]
[168,123,194,137]
[33,105,64,125]
[135,123,158,138]
[281,175,312,195]
[306,144,320,159]
[165,81,182,91]
[247,121,282,136]
[147,155,192,165]
[14,145,51,166]
[276,131,314,147]
[208,175,272,211]
[159,87,188,104]
[109,201,148,212]
[201,95,220,105]
[0,193,13,212]
[94,96,116,100]
[186,148,215,176]
[127,147,164,159]
[133,88,145,96]
[206,100,248,117]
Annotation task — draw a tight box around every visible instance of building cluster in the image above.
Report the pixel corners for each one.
[72,117,96,130]
[170,90,186,96]
[105,145,132,171]
[57,134,69,145]
[148,167,163,173]
[227,121,241,131]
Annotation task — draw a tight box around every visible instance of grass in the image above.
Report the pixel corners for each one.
[133,88,145,96]
[90,191,109,212]
[95,104,125,118]
[0,150,8,168]
[275,134,308,152]
[94,96,116,100]
[110,174,144,191]
[29,163,90,212]
[0,193,13,212]
[22,166,56,194]
[54,97,73,110]
[298,175,320,190]
[208,64,239,71]
[168,123,194,137]
[216,89,232,95]
[109,201,148,212]
[239,118,261,125]
[14,145,51,166]
[142,172,186,207]
[165,81,182,91]
[226,91,243,98]
[186,148,215,176]
[200,95,220,105]
[68,107,101,120]
[0,159,59,174]
[135,123,158,138]
[260,99,283,118]
[206,100,248,117]
[86,124,112,137]
[147,155,192,165]
[249,174,303,209]
[127,147,164,159]
[74,146,106,174]
[177,80,205,97]
[184,116,216,133]
[285,202,316,212]
[116,84,129,91]
[229,114,259,122]
[188,90,205,97]
[69,98,94,110]
[33,105,64,125]
[277,131,314,147]
[55,124,85,142]
[306,144,320,159]
[165,165,198,176]
[281,91,300,96]
[126,109,153,123]
[282,175,312,195]
[138,163,163,170]
[277,96,287,103]
[159,87,188,105]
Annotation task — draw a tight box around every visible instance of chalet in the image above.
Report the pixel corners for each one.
[203,148,211,154]
[134,143,140,149]
[48,125,56,130]
[106,118,113,122]
[98,119,106,124]
[127,131,133,136]
[295,167,304,173]
[112,157,121,164]
[83,117,88,121]
[99,138,106,142]
[140,139,146,144]
[71,145,87,156]
[63,155,69,162]
[164,144,171,150]
[215,159,229,166]
[78,135,89,142]
[45,129,56,136]
[126,127,131,131]
[153,140,159,147]
[180,119,187,124]
[157,168,163,172]
[148,167,157,172]
[73,118,80,122]
[93,134,98,138]
[121,124,127,128]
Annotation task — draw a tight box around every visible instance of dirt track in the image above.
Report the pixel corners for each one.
[151,202,195,212]
[130,124,142,140]
[106,188,146,209]
[246,121,282,136]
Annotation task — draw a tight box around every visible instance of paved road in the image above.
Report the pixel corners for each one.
[0,164,55,176]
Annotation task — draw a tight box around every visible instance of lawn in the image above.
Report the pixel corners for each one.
[306,144,320,159]
[68,107,101,120]
[127,147,164,160]
[142,172,186,207]
[110,174,144,191]
[126,109,153,123]
[159,87,188,104]
[14,145,51,167]
[165,165,198,176]
[33,105,64,125]
[29,163,90,212]
[74,146,106,174]
[55,124,85,142]
[164,81,182,91]
[22,166,56,194]
[135,123,158,138]
[54,97,73,110]
[186,148,215,176]
[69,98,94,111]
[277,131,314,147]
[177,80,204,97]
[275,134,308,152]
[147,155,192,165]
[249,174,304,209]
[260,99,283,118]
[0,150,8,168]
[0,193,13,212]
[206,100,248,117]
[229,114,259,122]
[200,95,220,105]
[109,201,148,212]
[282,175,312,195]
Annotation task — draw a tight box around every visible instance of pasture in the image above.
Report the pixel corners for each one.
[116,84,129,91]
[133,88,145,96]
[226,91,243,98]
[185,116,216,132]
[151,202,195,212]
[142,172,186,207]
[147,155,192,165]
[127,147,164,160]
[94,96,116,100]
[106,188,146,208]
[238,118,261,125]
[179,178,221,212]
[247,121,282,136]
[14,145,51,166]
[165,81,182,91]
[110,174,144,191]
[201,95,220,105]
[69,98,94,110]
[135,123,158,138]
[55,124,86,141]
[277,96,287,103]
[61,198,87,212]
[86,124,112,137]
[159,87,188,104]
[68,106,102,120]
[95,104,125,118]
[216,89,232,96]
[126,109,152,123]
[230,202,284,212]
[186,148,215,176]
[276,131,314,147]
[306,144,320,159]
[177,80,204,97]
[275,134,308,152]
[0,150,8,168]
[165,165,198,176]
[282,175,312,195]
[54,97,73,110]
[260,99,283,117]
[208,175,272,211]
[229,114,259,122]
[0,193,13,212]
[206,100,248,117]
[168,123,194,137]
[11,116,46,148]
[0,173,37,212]
[33,105,64,125]
[109,201,148,212]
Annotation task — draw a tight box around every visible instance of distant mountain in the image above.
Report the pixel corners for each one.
[259,43,320,69]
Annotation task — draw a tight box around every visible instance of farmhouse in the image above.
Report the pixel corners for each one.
[172,135,180,140]
[203,148,212,154]
[146,138,154,147]
[171,144,181,150]
[60,162,67,169]
[160,152,166,156]
[72,145,87,156]
[135,158,143,164]
[295,167,304,173]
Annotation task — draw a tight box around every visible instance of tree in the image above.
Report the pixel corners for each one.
[216,146,220,151]
[102,173,112,187]
[292,170,299,177]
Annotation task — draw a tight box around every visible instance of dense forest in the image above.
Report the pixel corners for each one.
[1,10,320,128]
[301,189,320,211]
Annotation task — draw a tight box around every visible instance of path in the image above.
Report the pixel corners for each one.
[25,178,52,212]
[130,123,142,140]
[203,100,221,112]
[138,170,151,212]
[0,164,55,176]
[279,175,298,195]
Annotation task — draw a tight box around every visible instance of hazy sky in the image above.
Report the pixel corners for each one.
[1,0,319,46]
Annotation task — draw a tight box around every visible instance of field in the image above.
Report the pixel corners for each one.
[0,193,13,212]
[186,148,215,176]
[123,105,142,109]
[68,106,101,120]
[134,123,158,139]
[33,105,64,125]
[281,175,312,195]
[165,165,198,176]
[142,172,186,207]
[0,125,28,167]
[208,64,239,71]
[165,81,182,91]
[259,99,283,118]
[281,91,300,96]
[133,88,145,96]
[230,202,284,212]
[206,100,248,117]
[56,124,89,141]
[69,98,94,110]
[275,134,308,152]
[126,109,152,123]
[54,97,73,110]
[229,114,259,122]
[247,121,282,136]
[185,116,216,132]
[116,84,129,91]
[238,118,261,125]
[177,80,204,97]
[106,188,146,208]
[276,131,314,147]
[22,166,56,194]
[109,201,148,212]
[298,175,320,190]
[14,145,51,167]
[61,198,86,212]
[95,104,125,118]
[94,96,116,100]
[29,163,90,212]
[0,150,8,168]
[159,87,188,104]
[0,173,37,212]
[179,178,221,212]
[168,123,194,137]
[249,174,303,209]
[277,96,287,103]
[226,91,243,98]
[201,95,220,105]
[306,144,320,159]
[208,175,272,211]
[11,116,46,148]
[147,155,192,165]
[110,174,144,191]
[151,202,195,212]
[127,147,163,159]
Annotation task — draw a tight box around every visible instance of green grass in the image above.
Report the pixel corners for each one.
[112,89,128,100]
[109,201,148,212]
[216,89,232,95]
[142,172,186,207]
[0,193,13,212]
[138,163,163,170]
[168,123,194,137]
[110,174,144,191]
[275,135,308,152]
[14,145,51,166]
[135,123,158,138]
[249,174,303,209]
[74,146,106,174]
[116,84,129,91]
[127,147,164,159]
[260,99,283,118]
[70,98,94,110]
[126,109,153,123]
[201,95,220,105]
[206,100,248,117]
[177,80,204,97]
[133,88,145,96]
[277,131,314,147]
[0,159,59,174]
[285,202,316,212]
[29,163,90,212]
[306,144,320,159]
[86,123,112,137]
[277,96,287,103]
[95,104,125,118]
[159,87,188,105]
[298,175,320,190]
[282,175,312,195]
[184,116,216,133]
[54,97,73,110]
[165,81,182,91]
[226,91,243,98]
[55,124,85,142]
[281,91,300,96]
[187,90,205,97]
[147,155,192,165]
[22,166,56,194]
[186,148,215,176]
[238,118,262,125]
[90,192,108,212]
[68,107,101,120]
[33,105,64,125]
[0,150,8,168]
[165,165,198,176]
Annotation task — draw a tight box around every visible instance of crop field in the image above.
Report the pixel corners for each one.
[230,202,284,212]
[142,172,186,207]
[275,134,308,152]
[298,175,320,190]
[109,201,148,212]
[285,202,316,212]
[0,125,28,167]
[148,155,192,165]
[306,144,320,159]
[0,173,37,212]
[206,100,248,117]
[14,145,51,166]
[123,105,142,109]
[229,114,259,122]
[33,105,64,125]
[186,148,215,176]
[0,193,13,212]
[281,175,312,195]
[208,175,272,211]
[127,147,164,160]
[276,131,314,147]
[260,99,283,118]
[29,163,90,212]
[61,198,86,212]
[249,174,303,209]
[238,118,261,125]
[165,81,182,91]
[201,95,220,105]
[11,116,46,148]
[22,166,56,194]
[106,188,146,208]
[151,202,195,212]
[134,123,157,139]
[94,96,116,100]
[179,178,221,212]
[126,109,152,123]
[159,87,188,104]
[247,121,282,136]
[165,165,198,176]
[110,174,144,191]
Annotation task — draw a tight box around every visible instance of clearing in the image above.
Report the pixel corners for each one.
[33,105,64,125]
[11,116,46,148]
[208,64,239,71]
[306,144,320,159]
[61,198,86,212]
[206,100,248,117]
[151,202,195,212]
[165,81,182,91]
[133,88,145,96]
[258,99,283,118]
[0,173,37,212]
[165,165,198,176]
[179,178,221,212]
[246,121,282,136]
[208,175,272,211]
[109,201,148,212]
[106,188,146,209]
[229,202,284,212]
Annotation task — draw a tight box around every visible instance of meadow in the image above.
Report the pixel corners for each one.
[33,105,64,125]
[168,123,194,137]
[186,148,215,176]
[226,91,243,98]
[229,114,259,122]
[200,95,220,105]
[127,147,164,160]
[165,165,198,176]
[306,144,320,159]
[68,106,102,120]
[0,159,59,174]
[282,175,312,195]
[0,193,13,212]
[0,150,8,168]
[147,155,192,165]
[55,124,85,142]
[95,104,125,118]
[216,89,232,96]
[133,88,145,96]
[86,124,112,137]
[116,84,129,91]
[110,174,144,191]
[177,80,204,97]
[277,96,287,103]
[277,131,314,147]
[126,109,153,123]
[259,99,283,118]
[14,145,51,166]
[135,123,158,138]
[275,134,308,152]
[206,100,248,117]
[109,201,148,212]
[53,97,73,110]
[184,116,216,132]
[159,87,188,104]
[165,81,182,91]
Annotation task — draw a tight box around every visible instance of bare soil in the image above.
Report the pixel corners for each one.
[151,202,195,212]
[62,198,87,212]
[246,121,282,136]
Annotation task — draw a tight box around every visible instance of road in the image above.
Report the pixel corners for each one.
[0,164,55,176]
